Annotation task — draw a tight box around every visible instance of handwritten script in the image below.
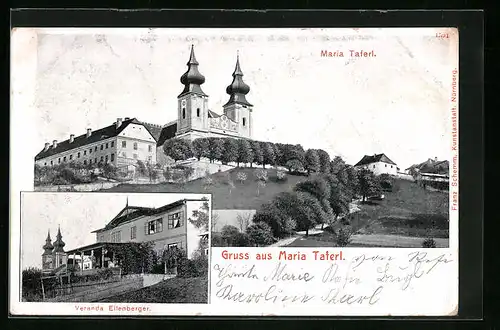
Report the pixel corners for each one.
[211,249,454,306]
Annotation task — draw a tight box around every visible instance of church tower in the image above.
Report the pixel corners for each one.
[42,230,54,271]
[52,226,67,268]
[176,45,210,139]
[223,52,253,139]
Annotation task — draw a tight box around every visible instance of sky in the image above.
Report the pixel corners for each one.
[20,192,210,269]
[26,28,458,170]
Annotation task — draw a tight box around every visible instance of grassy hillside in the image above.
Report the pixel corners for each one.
[356,178,449,238]
[99,277,208,303]
[105,168,307,209]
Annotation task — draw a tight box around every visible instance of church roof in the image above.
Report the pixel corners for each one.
[179,45,207,98]
[141,121,177,147]
[224,53,253,107]
[354,154,397,167]
[35,118,149,161]
[43,230,54,254]
[53,227,66,253]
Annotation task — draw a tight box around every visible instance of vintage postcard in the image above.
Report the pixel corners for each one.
[10,27,458,316]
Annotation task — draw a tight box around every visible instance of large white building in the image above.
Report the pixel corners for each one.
[34,45,254,169]
[354,153,399,176]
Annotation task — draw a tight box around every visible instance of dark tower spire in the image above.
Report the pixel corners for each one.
[224,52,252,107]
[178,45,207,98]
[42,230,54,255]
[53,226,65,253]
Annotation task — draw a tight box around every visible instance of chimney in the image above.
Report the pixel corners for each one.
[69,134,75,143]
[124,117,130,121]
[116,118,123,129]
[52,140,58,148]
[43,143,50,151]
[86,128,92,138]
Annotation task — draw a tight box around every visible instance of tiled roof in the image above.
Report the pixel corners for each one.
[35,118,144,161]
[354,153,397,167]
[141,121,177,146]
[91,199,188,233]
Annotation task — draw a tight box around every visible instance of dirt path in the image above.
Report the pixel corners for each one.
[350,234,449,248]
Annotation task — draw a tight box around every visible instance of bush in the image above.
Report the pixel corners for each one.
[22,267,43,301]
[422,238,437,248]
[177,257,208,278]
[276,170,287,181]
[236,171,248,184]
[97,268,114,280]
[336,227,353,247]
[246,222,275,247]
[255,169,268,182]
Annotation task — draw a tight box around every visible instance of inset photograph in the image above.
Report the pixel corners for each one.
[20,192,210,303]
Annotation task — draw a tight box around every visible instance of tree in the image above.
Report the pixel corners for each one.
[221,138,239,164]
[237,212,253,232]
[211,212,219,232]
[163,138,193,161]
[246,222,275,247]
[285,159,304,173]
[294,176,334,224]
[324,174,351,222]
[22,267,43,301]
[295,191,328,236]
[236,139,253,167]
[357,168,382,202]
[273,143,284,167]
[304,149,320,175]
[250,140,263,168]
[207,137,224,163]
[162,246,186,275]
[261,141,276,168]
[330,156,346,175]
[188,198,210,232]
[221,225,241,246]
[316,149,331,174]
[236,171,247,184]
[192,138,210,161]
[252,202,284,238]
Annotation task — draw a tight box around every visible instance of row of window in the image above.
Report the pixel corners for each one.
[121,140,153,152]
[45,153,115,166]
[181,107,247,127]
[145,212,183,236]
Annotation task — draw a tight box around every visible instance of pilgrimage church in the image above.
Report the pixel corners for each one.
[34,45,254,168]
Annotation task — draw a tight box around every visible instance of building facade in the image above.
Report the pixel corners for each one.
[35,118,158,169]
[354,153,399,176]
[34,45,254,169]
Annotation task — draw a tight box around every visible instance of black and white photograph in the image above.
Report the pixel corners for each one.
[20,192,210,303]
[29,28,454,249]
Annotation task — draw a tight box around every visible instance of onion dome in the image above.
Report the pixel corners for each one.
[42,230,54,255]
[224,53,252,107]
[178,45,207,97]
[53,226,66,253]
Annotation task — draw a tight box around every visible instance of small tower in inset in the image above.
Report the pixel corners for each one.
[42,230,54,271]
[223,52,253,139]
[52,226,67,268]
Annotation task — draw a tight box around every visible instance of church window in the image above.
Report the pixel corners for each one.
[243,117,246,126]
[95,157,97,163]
[122,141,126,148]
[385,164,387,167]
[197,108,200,117]
[106,143,109,149]
[63,156,67,162]
[89,159,92,164]
[100,145,103,150]
[78,152,81,158]
[84,160,87,165]
[148,145,153,152]
[51,160,53,165]
[111,153,115,162]
[84,150,86,155]
[100,156,104,162]
[89,148,92,154]
[182,108,186,119]
[111,141,114,147]
[69,155,72,160]
[58,158,61,164]
[105,155,109,163]
[373,165,375,169]
[95,146,98,152]
[133,142,138,150]
[44,162,47,166]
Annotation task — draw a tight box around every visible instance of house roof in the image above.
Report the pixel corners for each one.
[91,198,206,233]
[354,153,397,167]
[35,118,152,161]
[65,242,131,255]
[406,158,449,174]
[142,121,177,147]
